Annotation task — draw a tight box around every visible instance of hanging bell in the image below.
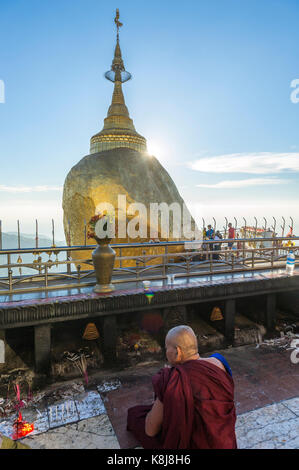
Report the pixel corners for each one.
[83,323,100,341]
[17,256,22,275]
[210,306,224,321]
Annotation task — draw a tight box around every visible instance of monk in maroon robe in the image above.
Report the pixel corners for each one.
[127,325,237,449]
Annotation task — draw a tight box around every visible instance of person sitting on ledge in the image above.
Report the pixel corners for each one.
[127,325,237,449]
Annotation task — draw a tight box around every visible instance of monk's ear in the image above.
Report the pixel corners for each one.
[176,346,183,362]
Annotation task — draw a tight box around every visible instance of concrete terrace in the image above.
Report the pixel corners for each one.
[1,342,299,449]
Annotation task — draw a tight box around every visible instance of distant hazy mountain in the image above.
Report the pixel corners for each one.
[0,233,67,277]
[1,232,66,250]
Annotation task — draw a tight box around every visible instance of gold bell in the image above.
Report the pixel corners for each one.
[83,323,100,340]
[210,307,224,321]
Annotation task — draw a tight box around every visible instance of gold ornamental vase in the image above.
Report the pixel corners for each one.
[92,237,116,293]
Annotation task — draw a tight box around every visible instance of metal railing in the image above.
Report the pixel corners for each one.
[0,216,295,250]
[0,236,298,296]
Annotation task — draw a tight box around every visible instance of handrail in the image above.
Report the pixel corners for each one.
[0,236,297,295]
[0,236,298,255]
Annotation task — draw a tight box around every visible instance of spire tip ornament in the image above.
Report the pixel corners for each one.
[105,9,131,83]
[114,8,123,36]
[90,10,147,154]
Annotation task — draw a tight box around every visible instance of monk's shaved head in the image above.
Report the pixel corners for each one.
[166,325,198,359]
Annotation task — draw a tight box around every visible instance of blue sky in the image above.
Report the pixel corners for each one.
[0,0,298,239]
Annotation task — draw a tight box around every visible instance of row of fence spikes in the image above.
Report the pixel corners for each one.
[0,216,295,250]
[202,216,294,238]
[0,219,89,250]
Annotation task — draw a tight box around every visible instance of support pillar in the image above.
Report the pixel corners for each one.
[0,329,23,371]
[102,315,117,366]
[225,299,236,346]
[266,293,276,331]
[34,325,51,374]
[0,330,6,368]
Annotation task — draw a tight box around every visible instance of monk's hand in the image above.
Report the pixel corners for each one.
[164,364,171,368]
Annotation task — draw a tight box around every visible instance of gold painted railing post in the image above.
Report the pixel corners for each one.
[8,269,12,293]
[209,249,213,272]
[7,254,10,278]
[45,264,48,288]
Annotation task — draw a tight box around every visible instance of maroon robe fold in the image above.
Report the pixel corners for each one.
[127,359,237,449]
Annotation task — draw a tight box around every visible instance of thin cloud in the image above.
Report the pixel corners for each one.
[197,178,287,189]
[0,185,62,193]
[189,152,299,174]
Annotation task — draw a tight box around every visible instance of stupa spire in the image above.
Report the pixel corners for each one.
[90,9,147,154]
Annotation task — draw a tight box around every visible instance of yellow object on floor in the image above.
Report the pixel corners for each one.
[0,433,30,449]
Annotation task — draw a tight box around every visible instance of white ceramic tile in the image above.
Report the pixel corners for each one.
[75,391,106,420]
[236,402,295,430]
[281,397,299,416]
[48,399,79,429]
[20,404,49,436]
[0,416,15,439]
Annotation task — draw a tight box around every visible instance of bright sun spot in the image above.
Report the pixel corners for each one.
[147,140,168,160]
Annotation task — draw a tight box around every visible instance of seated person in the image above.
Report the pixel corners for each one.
[127,325,237,449]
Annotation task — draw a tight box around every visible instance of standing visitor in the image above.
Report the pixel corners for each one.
[213,231,222,260]
[206,225,214,257]
[206,225,214,239]
[228,223,236,249]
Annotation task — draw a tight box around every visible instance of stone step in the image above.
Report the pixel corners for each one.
[234,314,266,347]
[187,316,225,353]
[189,313,266,352]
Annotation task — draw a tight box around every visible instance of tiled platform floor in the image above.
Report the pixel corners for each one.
[0,385,121,449]
[103,344,299,448]
[1,343,299,449]
[236,398,299,449]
